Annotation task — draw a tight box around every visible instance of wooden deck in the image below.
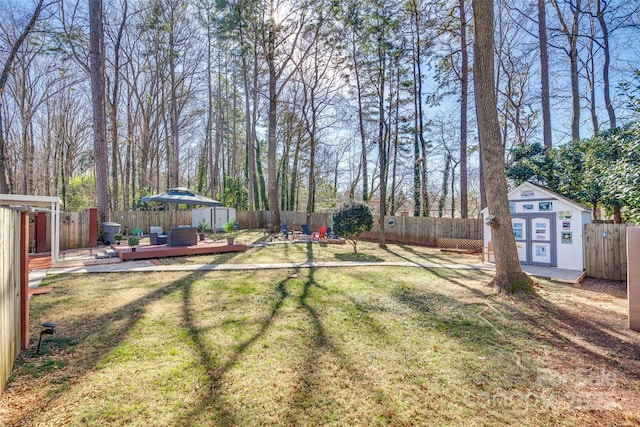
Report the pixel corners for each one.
[29,254,52,270]
[112,240,247,261]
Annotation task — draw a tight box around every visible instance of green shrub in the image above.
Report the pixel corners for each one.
[332,202,373,253]
[197,219,210,233]
[223,219,237,236]
[127,236,140,247]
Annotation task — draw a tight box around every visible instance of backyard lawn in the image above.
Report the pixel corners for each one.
[1,240,639,426]
[153,229,480,265]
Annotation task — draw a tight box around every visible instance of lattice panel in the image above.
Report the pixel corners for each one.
[435,237,483,252]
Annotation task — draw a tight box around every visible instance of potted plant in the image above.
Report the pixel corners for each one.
[113,232,123,245]
[223,219,236,245]
[197,219,209,241]
[128,236,140,252]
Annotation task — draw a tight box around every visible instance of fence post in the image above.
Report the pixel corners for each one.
[627,227,640,331]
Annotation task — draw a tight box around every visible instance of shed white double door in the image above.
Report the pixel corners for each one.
[511,213,556,267]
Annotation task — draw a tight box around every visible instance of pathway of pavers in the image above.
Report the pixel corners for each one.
[30,258,585,288]
[43,260,494,274]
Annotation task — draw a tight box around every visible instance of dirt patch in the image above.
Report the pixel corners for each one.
[505,277,640,425]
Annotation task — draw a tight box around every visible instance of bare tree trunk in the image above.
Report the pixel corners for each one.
[538,0,553,152]
[240,44,256,220]
[596,0,615,128]
[551,0,581,141]
[89,0,111,221]
[353,42,368,202]
[252,35,262,210]
[123,93,133,210]
[110,0,129,211]
[459,0,469,218]
[377,31,387,249]
[205,17,214,196]
[411,36,421,216]
[587,28,599,136]
[109,0,127,211]
[168,6,180,227]
[266,0,280,231]
[473,0,532,292]
[391,67,400,215]
[306,126,317,218]
[412,4,430,217]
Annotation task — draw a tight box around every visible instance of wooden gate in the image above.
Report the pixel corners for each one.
[584,223,628,281]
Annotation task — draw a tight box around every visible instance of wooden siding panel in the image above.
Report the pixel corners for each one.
[1,208,21,396]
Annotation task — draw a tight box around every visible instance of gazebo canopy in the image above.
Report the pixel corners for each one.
[141,187,222,207]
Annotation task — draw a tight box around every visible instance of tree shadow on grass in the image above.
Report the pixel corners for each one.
[516,295,640,380]
[173,272,292,426]
[334,253,385,262]
[9,271,203,426]
[282,267,398,425]
[423,265,640,381]
[396,243,481,265]
[389,264,640,410]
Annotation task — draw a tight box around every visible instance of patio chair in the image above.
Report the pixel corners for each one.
[150,232,167,245]
[149,226,168,245]
[318,225,328,241]
[301,224,312,236]
[280,224,291,240]
[326,226,337,239]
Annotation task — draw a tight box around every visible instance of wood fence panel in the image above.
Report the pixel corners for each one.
[361,216,482,246]
[41,210,91,251]
[236,211,332,231]
[584,223,628,281]
[110,211,193,235]
[0,208,21,397]
[33,208,638,281]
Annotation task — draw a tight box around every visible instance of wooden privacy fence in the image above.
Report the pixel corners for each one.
[584,223,629,281]
[110,211,192,235]
[0,207,21,397]
[235,212,483,248]
[361,216,483,247]
[40,210,95,250]
[235,211,332,230]
[35,209,638,280]
[40,210,194,251]
[53,211,482,251]
[58,211,93,250]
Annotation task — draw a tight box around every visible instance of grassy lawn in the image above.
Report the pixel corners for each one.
[1,243,639,426]
[155,229,481,265]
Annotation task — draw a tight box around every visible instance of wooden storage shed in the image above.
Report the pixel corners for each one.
[482,182,591,270]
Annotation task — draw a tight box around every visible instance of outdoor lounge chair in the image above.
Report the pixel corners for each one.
[318,226,328,241]
[168,226,197,246]
[150,232,167,245]
[296,224,313,242]
[326,226,337,239]
[149,226,167,245]
[281,224,291,240]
